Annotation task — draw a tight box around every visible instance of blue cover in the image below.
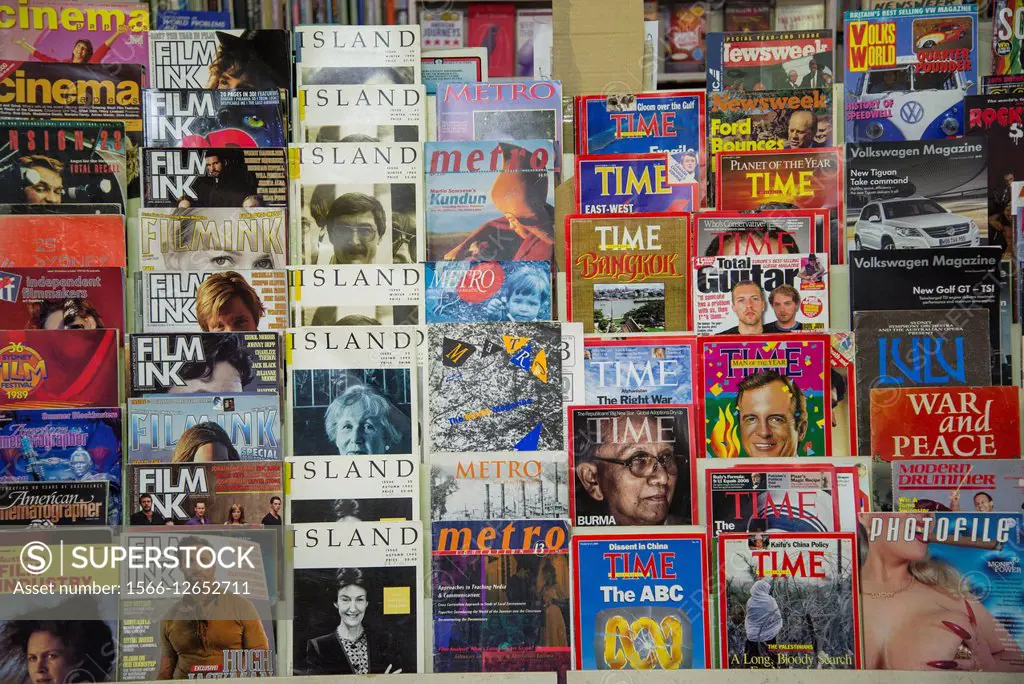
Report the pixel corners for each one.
[583,340,694,405]
[425,261,551,323]
[576,155,697,215]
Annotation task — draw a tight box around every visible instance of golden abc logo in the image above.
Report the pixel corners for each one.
[603,615,683,669]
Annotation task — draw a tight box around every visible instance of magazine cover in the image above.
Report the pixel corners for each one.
[705,465,840,536]
[128,331,283,396]
[0,119,128,211]
[0,214,126,268]
[294,25,421,85]
[148,29,292,90]
[858,512,1023,671]
[830,332,858,459]
[156,10,231,30]
[435,80,563,171]
[289,265,422,326]
[718,532,860,669]
[0,266,125,335]
[845,138,987,254]
[692,252,830,336]
[852,309,992,456]
[569,405,696,527]
[965,92,1024,259]
[583,335,696,406]
[707,88,833,205]
[429,451,567,520]
[844,5,978,143]
[432,519,570,675]
[566,213,690,333]
[136,207,287,271]
[870,386,1021,460]
[0,202,121,215]
[425,139,555,262]
[575,153,698,215]
[0,407,121,523]
[725,3,771,32]
[662,2,707,74]
[126,393,281,464]
[138,269,288,333]
[700,334,832,458]
[424,261,552,323]
[572,531,710,670]
[993,1,1024,75]
[127,461,283,525]
[296,85,426,143]
[693,209,827,258]
[0,480,107,526]
[706,29,834,92]
[143,89,287,148]
[983,73,1024,93]
[422,48,488,95]
[141,147,288,209]
[716,148,843,264]
[292,521,424,675]
[849,248,1004,384]
[575,91,707,204]
[287,455,419,524]
[292,142,424,266]
[892,459,1024,513]
[427,322,563,453]
[0,329,118,409]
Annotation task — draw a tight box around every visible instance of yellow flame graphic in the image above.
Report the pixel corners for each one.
[709,405,740,458]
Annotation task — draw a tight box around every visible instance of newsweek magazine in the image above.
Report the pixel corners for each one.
[845,138,987,255]
[431,519,570,675]
[830,332,858,460]
[575,90,707,205]
[141,147,288,209]
[126,393,281,464]
[700,335,832,458]
[707,88,833,206]
[892,459,1024,513]
[0,407,121,523]
[286,455,419,524]
[705,465,840,536]
[870,386,1021,460]
[126,461,283,525]
[435,80,564,172]
[137,269,288,333]
[424,261,552,323]
[692,253,830,336]
[0,480,107,526]
[135,207,287,272]
[0,215,125,268]
[716,148,843,264]
[0,329,118,409]
[148,29,292,90]
[993,1,1024,75]
[288,265,422,327]
[852,309,992,457]
[296,85,426,143]
[858,512,1023,671]
[693,209,827,259]
[572,531,710,670]
[291,142,424,266]
[291,521,423,675]
[142,89,287,148]
[286,325,420,458]
[425,139,555,262]
[705,29,834,92]
[0,119,128,211]
[583,335,696,407]
[0,266,125,336]
[429,451,567,520]
[718,532,860,669]
[843,5,979,144]
[569,405,696,527]
[128,331,283,397]
[294,25,422,85]
[575,154,698,215]
[566,213,690,333]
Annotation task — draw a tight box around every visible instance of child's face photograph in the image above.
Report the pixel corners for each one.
[507,290,543,320]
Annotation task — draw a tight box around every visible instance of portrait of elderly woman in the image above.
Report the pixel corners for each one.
[325,385,412,455]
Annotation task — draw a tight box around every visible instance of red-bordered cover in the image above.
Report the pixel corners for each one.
[829,332,857,458]
[716,531,862,669]
[714,147,844,264]
[581,334,698,407]
[564,212,691,333]
[691,208,832,264]
[0,215,126,268]
[704,463,841,536]
[568,404,699,526]
[571,530,712,670]
[0,329,119,408]
[574,153,699,215]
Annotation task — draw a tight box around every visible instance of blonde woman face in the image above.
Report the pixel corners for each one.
[866,512,932,563]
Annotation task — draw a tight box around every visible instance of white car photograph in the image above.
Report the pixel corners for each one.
[853,197,980,250]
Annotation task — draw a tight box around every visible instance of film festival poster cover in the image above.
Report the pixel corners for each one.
[287,454,420,524]
[424,261,553,324]
[0,266,126,337]
[0,329,119,409]
[0,213,127,267]
[138,269,288,333]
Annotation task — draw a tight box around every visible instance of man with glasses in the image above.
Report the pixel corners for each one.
[323,193,387,265]
[573,408,690,526]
